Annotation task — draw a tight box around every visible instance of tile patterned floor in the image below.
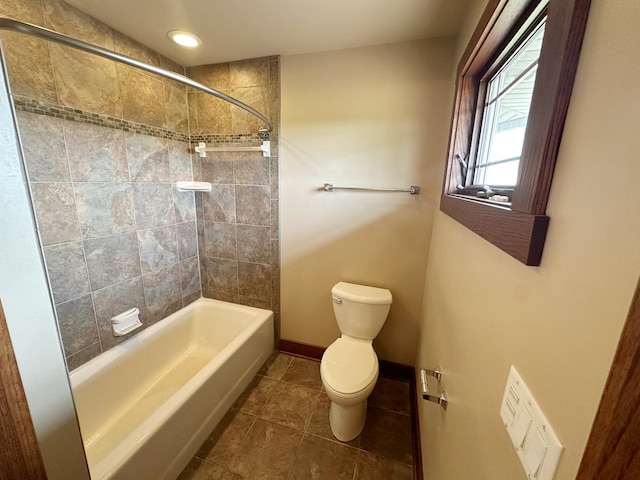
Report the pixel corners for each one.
[178,352,415,480]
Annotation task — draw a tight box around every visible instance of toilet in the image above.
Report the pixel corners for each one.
[320,281,393,441]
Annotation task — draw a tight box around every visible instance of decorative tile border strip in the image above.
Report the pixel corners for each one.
[190,133,264,145]
[12,95,190,143]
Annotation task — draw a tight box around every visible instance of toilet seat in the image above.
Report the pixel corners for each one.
[321,337,378,397]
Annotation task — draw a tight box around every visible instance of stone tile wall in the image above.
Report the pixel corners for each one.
[1,0,200,368]
[187,58,281,341]
[1,0,280,367]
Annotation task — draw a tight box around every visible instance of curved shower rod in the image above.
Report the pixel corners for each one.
[0,17,272,132]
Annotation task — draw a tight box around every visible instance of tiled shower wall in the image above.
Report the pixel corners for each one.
[187,59,281,341]
[1,0,280,368]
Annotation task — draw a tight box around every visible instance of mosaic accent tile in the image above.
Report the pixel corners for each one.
[176,221,198,260]
[43,241,90,304]
[143,263,182,324]
[16,111,69,182]
[237,262,271,300]
[236,185,270,226]
[55,294,99,356]
[74,183,135,238]
[236,225,270,264]
[93,276,148,350]
[84,231,141,290]
[63,120,129,182]
[137,225,179,273]
[204,222,237,259]
[13,97,190,143]
[31,182,82,246]
[131,183,176,229]
[125,132,170,182]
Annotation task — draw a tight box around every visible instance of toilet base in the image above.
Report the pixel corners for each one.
[329,399,367,442]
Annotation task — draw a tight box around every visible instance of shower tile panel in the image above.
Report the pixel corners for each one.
[229,58,270,89]
[84,231,141,290]
[55,294,99,356]
[0,0,44,24]
[235,185,270,226]
[118,65,165,128]
[113,30,161,68]
[236,225,270,264]
[43,0,114,49]
[31,182,82,246]
[66,342,101,371]
[204,222,237,259]
[137,225,179,273]
[270,157,279,198]
[74,183,135,237]
[173,187,196,223]
[93,276,148,350]
[202,185,236,223]
[238,296,271,310]
[271,200,279,240]
[43,241,91,304]
[234,151,269,185]
[124,132,170,182]
[179,257,201,298]
[201,153,234,184]
[15,112,69,182]
[3,35,57,103]
[237,262,271,300]
[168,141,193,181]
[142,263,183,324]
[63,121,129,182]
[187,63,230,91]
[176,221,198,261]
[131,183,176,229]
[230,86,267,134]
[163,83,189,135]
[195,92,232,134]
[204,257,238,294]
[50,45,122,118]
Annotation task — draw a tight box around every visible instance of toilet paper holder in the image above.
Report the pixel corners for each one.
[421,366,448,410]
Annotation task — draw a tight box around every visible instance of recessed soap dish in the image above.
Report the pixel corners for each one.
[111,307,142,336]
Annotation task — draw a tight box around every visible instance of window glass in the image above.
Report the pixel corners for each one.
[474,21,546,187]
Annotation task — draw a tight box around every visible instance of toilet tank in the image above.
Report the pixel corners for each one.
[331,282,392,340]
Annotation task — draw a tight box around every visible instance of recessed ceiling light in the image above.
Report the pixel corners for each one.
[167,30,201,48]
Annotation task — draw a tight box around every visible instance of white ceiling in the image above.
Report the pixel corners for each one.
[65,0,470,66]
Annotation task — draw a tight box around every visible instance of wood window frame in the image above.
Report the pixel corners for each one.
[440,0,592,265]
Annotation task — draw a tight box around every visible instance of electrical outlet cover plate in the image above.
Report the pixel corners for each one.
[500,366,563,480]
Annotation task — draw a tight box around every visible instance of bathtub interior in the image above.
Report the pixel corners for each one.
[69,299,269,473]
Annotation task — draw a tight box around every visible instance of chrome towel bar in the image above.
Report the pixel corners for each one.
[323,183,420,195]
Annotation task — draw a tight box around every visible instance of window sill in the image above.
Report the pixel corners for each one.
[440,194,549,265]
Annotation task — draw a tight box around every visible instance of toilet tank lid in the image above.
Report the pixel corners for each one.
[331,282,392,305]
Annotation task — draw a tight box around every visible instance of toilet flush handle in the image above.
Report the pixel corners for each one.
[333,296,342,305]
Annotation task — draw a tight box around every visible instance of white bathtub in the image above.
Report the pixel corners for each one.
[69,298,274,480]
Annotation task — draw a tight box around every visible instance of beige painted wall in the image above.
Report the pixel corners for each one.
[280,39,454,364]
[417,1,640,479]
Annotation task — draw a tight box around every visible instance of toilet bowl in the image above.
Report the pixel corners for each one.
[320,282,392,442]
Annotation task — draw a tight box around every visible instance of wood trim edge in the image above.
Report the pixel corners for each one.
[0,299,48,480]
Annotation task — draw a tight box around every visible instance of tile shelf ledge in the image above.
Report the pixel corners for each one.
[176,181,212,192]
